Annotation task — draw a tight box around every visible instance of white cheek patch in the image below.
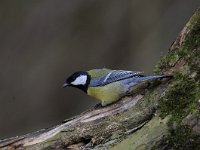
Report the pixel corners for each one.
[71,75,87,85]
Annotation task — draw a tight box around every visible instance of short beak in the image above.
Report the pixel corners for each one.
[63,83,69,88]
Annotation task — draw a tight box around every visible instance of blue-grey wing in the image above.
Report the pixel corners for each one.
[89,70,143,87]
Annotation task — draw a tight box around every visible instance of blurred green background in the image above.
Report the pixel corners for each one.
[0,0,200,139]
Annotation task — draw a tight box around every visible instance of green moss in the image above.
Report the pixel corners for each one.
[154,47,189,74]
[181,8,200,80]
[184,8,200,50]
[188,49,200,81]
[152,125,200,150]
[154,8,200,150]
[155,9,200,74]
[166,125,200,150]
[163,51,178,66]
[157,73,200,149]
[158,49,180,68]
[159,73,199,119]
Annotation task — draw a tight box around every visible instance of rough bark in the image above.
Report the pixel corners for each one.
[1,8,200,150]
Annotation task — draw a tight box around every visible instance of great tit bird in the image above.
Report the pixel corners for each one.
[63,68,171,106]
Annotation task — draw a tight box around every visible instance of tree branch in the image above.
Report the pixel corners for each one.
[1,8,200,150]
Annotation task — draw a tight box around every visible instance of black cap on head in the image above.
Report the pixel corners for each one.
[63,71,90,93]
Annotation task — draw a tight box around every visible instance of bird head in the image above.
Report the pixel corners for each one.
[63,71,90,93]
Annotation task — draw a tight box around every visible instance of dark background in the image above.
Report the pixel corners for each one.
[0,0,200,139]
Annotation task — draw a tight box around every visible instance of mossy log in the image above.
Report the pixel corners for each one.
[1,8,200,150]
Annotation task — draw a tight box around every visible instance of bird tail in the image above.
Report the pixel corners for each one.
[137,74,173,82]
[123,75,173,93]
[124,74,173,94]
[123,74,173,86]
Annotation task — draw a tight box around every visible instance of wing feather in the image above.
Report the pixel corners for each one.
[89,70,142,87]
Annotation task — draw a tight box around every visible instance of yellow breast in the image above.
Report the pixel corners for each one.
[87,82,125,106]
